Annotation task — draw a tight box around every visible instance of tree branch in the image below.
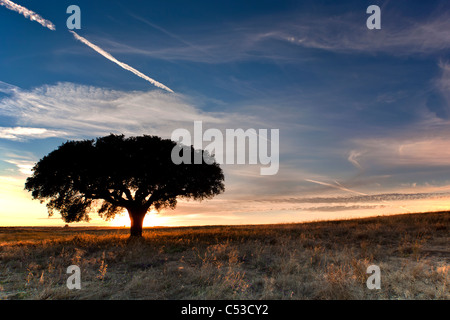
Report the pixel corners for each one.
[144,190,158,210]
[121,187,133,201]
[84,189,128,207]
[135,187,152,205]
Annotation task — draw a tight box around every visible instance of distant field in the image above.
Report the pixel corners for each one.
[0,212,448,299]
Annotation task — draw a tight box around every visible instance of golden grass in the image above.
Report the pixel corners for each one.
[0,212,448,300]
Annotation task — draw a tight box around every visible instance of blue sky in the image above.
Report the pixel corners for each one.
[1,0,450,226]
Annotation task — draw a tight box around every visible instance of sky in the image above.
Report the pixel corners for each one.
[1,0,450,227]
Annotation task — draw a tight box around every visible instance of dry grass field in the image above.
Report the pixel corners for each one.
[0,212,448,300]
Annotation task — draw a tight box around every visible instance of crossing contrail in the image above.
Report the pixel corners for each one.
[305,178,412,212]
[69,31,174,93]
[305,178,368,196]
[0,0,55,30]
[0,2,173,92]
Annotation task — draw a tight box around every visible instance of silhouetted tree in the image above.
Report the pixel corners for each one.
[25,134,225,237]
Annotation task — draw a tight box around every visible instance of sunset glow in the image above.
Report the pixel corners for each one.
[1,1,450,228]
[1,1,449,306]
[109,209,164,227]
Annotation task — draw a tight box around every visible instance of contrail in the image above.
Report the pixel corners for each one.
[305,178,412,212]
[305,179,368,196]
[0,0,55,30]
[69,31,174,93]
[0,2,173,92]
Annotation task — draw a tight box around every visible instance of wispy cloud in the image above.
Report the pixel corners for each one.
[350,136,450,168]
[348,150,363,170]
[0,127,66,140]
[0,81,287,144]
[69,31,174,93]
[0,0,55,30]
[4,158,34,175]
[0,82,204,139]
[279,10,450,55]
[251,191,450,204]
[0,81,19,94]
[100,9,450,66]
[304,205,386,212]
[437,60,450,106]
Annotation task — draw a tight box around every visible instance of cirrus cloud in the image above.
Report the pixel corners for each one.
[0,82,223,140]
[0,127,66,141]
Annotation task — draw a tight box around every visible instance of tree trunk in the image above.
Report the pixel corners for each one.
[128,208,146,237]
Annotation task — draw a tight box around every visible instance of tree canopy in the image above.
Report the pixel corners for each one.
[25,134,225,236]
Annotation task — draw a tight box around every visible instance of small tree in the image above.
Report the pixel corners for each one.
[25,134,225,237]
